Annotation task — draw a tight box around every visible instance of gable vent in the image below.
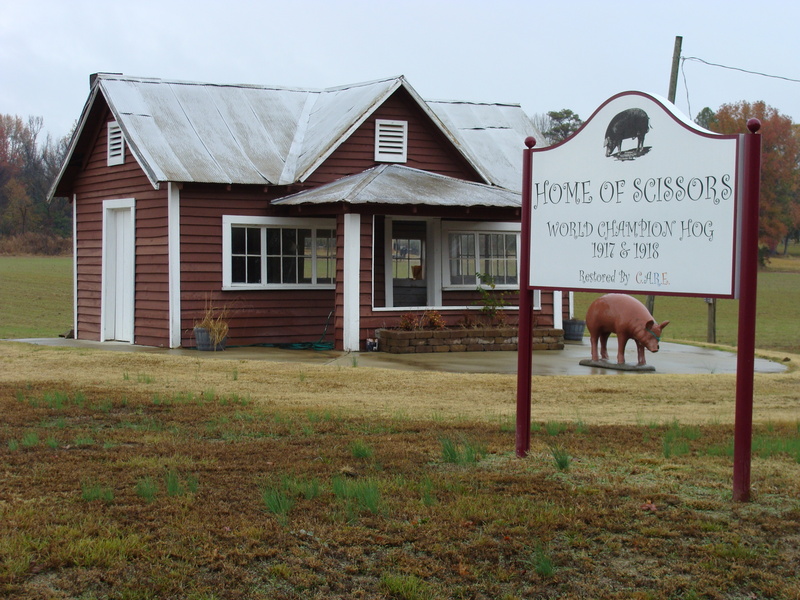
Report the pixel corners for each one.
[374,119,408,163]
[107,121,125,166]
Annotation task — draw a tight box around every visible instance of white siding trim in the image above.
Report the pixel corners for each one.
[553,290,563,329]
[168,183,181,347]
[426,219,442,306]
[72,195,78,338]
[383,218,394,308]
[342,214,361,351]
[533,289,542,311]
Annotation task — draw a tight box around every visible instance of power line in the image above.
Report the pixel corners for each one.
[680,55,800,120]
[682,56,800,84]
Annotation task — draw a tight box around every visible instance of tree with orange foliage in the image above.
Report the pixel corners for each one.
[708,101,800,253]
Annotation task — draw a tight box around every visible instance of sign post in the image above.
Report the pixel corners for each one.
[515,137,537,457]
[732,119,762,502]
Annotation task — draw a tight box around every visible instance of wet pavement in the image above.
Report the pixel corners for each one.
[8,337,788,376]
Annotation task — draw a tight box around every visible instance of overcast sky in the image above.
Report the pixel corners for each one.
[3,0,800,141]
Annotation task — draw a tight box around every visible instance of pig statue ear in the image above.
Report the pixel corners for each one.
[645,319,655,330]
[659,320,670,330]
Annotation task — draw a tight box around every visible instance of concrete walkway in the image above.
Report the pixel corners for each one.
[8,337,788,376]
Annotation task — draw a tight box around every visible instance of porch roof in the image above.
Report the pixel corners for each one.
[271,164,521,208]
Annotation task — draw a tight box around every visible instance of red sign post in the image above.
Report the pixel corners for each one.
[732,119,762,502]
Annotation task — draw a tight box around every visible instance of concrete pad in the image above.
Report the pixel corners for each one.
[6,337,788,376]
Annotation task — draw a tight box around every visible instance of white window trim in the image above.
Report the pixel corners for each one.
[107,121,125,166]
[222,215,337,290]
[374,119,408,163]
[440,221,521,290]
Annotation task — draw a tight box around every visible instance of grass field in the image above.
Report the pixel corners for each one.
[0,256,73,339]
[2,251,799,352]
[0,252,798,598]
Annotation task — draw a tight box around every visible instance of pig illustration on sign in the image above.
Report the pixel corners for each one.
[586,294,669,366]
[604,108,650,157]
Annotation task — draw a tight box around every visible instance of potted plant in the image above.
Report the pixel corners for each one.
[193,296,229,351]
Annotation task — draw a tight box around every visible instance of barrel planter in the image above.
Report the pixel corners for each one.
[563,319,586,341]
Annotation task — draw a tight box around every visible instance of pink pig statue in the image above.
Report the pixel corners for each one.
[586,294,670,366]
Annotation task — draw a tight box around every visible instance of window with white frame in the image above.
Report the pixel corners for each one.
[107,121,125,166]
[222,216,336,289]
[443,222,519,288]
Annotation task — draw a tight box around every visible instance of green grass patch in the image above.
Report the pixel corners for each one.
[0,256,73,339]
[81,481,114,503]
[440,436,487,465]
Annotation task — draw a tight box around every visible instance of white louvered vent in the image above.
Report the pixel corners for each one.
[374,119,408,163]
[107,121,125,166]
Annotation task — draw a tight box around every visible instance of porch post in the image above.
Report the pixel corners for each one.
[342,213,362,351]
[167,182,182,348]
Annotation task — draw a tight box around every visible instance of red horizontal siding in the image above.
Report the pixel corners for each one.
[70,106,170,345]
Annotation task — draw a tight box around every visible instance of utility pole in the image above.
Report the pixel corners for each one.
[647,35,683,317]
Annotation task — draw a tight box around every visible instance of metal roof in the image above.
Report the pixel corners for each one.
[51,74,543,198]
[428,100,545,193]
[271,164,521,208]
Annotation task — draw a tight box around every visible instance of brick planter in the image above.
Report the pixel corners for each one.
[375,327,564,354]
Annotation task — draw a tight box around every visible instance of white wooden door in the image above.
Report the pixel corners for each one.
[103,201,135,342]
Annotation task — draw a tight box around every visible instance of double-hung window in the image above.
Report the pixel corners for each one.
[222,216,336,289]
[442,222,519,288]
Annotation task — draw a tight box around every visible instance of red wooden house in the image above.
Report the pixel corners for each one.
[49,73,571,350]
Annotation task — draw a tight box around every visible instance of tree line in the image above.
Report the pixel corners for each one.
[0,114,71,253]
[534,103,800,255]
[2,102,798,256]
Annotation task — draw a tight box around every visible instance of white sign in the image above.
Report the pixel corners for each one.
[528,92,741,297]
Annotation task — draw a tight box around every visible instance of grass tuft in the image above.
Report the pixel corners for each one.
[380,573,435,600]
[440,436,486,465]
[549,444,571,471]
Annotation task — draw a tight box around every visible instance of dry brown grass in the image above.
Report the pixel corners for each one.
[1,342,797,426]
[1,341,799,599]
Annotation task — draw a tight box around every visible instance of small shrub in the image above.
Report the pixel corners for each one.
[398,313,422,331]
[475,272,509,325]
[422,310,446,330]
[456,312,481,329]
